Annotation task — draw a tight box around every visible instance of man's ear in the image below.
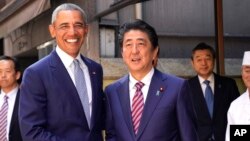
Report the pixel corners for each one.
[49,24,56,38]
[153,47,159,59]
[84,24,89,35]
[190,59,195,68]
[15,71,21,81]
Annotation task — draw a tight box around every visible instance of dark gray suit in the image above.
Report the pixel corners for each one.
[0,90,22,141]
[188,73,240,141]
[9,90,22,141]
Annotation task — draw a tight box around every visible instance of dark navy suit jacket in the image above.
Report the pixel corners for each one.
[8,90,22,141]
[188,73,239,141]
[105,69,199,141]
[19,50,105,141]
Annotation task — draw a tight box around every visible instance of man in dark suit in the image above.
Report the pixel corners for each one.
[19,3,104,141]
[0,55,22,141]
[188,42,240,141]
[105,19,198,141]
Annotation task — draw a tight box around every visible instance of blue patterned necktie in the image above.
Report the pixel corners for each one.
[204,80,214,118]
[73,59,91,127]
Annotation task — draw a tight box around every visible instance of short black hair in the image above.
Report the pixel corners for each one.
[0,55,21,72]
[191,42,216,60]
[118,19,159,50]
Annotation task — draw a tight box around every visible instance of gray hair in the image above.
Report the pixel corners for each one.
[51,3,87,24]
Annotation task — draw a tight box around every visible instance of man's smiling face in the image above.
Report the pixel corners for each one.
[49,10,88,58]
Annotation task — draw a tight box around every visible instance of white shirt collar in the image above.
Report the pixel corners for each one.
[247,89,250,100]
[56,46,76,69]
[0,86,18,100]
[75,54,87,69]
[198,73,215,85]
[129,68,154,88]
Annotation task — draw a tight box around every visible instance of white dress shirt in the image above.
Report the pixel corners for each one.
[225,89,250,141]
[56,46,93,116]
[0,86,18,141]
[129,68,154,109]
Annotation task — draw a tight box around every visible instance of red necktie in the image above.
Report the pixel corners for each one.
[131,82,145,135]
[0,96,8,141]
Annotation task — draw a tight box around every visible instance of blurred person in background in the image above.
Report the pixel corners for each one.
[188,42,240,141]
[0,55,22,141]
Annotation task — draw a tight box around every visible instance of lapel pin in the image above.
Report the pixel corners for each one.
[156,87,164,96]
[156,90,160,96]
[160,87,164,92]
[92,71,96,74]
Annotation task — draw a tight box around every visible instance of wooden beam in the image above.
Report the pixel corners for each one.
[214,0,225,75]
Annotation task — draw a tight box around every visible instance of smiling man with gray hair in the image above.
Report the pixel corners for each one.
[19,3,104,141]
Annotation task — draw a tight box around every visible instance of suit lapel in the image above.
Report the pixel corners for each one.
[9,90,20,132]
[192,76,212,120]
[116,75,135,138]
[81,55,100,129]
[49,51,86,120]
[213,74,223,118]
[136,70,166,139]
